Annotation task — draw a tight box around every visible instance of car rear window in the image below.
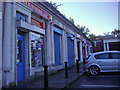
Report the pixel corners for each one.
[95,53,109,59]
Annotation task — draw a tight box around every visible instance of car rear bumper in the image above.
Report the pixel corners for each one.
[85,68,89,73]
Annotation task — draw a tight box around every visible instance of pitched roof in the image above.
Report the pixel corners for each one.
[102,34,120,40]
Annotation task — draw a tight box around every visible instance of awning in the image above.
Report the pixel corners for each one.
[16,20,45,35]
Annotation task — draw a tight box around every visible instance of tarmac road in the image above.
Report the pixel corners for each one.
[66,72,120,90]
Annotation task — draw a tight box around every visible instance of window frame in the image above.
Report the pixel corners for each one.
[16,11,28,22]
[109,52,120,59]
[31,32,44,68]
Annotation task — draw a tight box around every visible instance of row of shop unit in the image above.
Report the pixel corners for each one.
[0,2,93,87]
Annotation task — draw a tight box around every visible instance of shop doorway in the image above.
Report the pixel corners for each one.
[67,37,74,67]
[17,35,25,81]
[77,41,80,61]
[54,32,61,66]
[82,46,86,64]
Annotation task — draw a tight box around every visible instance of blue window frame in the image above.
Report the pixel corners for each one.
[53,26,63,35]
[16,12,27,21]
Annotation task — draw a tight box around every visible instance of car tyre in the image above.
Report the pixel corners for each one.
[89,65,100,76]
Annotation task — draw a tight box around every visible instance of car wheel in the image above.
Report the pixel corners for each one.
[89,65,100,76]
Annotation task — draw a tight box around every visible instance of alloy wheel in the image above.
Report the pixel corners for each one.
[89,66,100,75]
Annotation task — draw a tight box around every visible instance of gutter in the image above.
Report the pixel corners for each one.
[63,71,86,88]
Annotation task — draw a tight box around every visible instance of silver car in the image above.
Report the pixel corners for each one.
[85,51,120,75]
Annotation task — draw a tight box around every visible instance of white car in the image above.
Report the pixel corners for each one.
[85,51,120,75]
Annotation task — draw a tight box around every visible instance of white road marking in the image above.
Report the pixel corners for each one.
[81,85,120,88]
[89,75,120,78]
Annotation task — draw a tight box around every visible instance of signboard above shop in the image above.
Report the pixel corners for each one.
[31,18,43,29]
[21,0,49,19]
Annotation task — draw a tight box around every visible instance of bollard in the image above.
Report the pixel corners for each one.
[64,62,68,78]
[76,60,79,73]
[83,58,86,69]
[44,65,48,88]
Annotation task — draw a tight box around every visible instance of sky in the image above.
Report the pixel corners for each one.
[47,0,118,36]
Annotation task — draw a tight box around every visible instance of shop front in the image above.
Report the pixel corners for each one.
[53,26,63,66]
[15,2,48,82]
[67,33,74,67]
[82,41,86,64]
[17,31,25,81]
[77,41,80,61]
[2,2,93,87]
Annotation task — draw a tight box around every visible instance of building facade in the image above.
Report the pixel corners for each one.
[93,35,120,53]
[1,2,93,87]
[102,35,120,51]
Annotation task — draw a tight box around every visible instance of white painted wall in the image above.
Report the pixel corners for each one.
[2,2,18,86]
[46,20,51,65]
[74,36,78,62]
[3,3,13,86]
[118,1,120,29]
[80,41,83,63]
[50,22,55,65]
[62,30,68,62]
[0,1,2,88]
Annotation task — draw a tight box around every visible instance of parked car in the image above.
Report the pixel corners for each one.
[85,51,120,75]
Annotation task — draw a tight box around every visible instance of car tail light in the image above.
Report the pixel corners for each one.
[87,55,91,60]
[85,61,88,64]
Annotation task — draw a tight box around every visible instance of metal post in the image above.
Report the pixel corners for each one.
[76,60,79,73]
[44,65,48,88]
[64,62,68,78]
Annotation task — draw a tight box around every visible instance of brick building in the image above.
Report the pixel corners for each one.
[93,34,120,53]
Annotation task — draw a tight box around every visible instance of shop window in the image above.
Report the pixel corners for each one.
[17,39,22,63]
[31,32,44,67]
[16,12,27,22]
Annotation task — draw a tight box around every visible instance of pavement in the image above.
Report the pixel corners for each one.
[14,63,86,89]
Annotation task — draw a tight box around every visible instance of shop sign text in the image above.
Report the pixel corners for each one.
[21,0,49,19]
[31,18,43,29]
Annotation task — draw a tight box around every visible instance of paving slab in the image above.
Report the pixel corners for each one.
[14,63,86,89]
